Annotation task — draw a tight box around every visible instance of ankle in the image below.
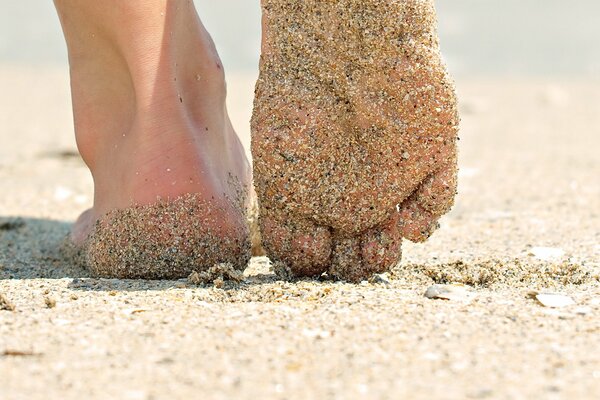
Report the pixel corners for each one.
[67,15,232,171]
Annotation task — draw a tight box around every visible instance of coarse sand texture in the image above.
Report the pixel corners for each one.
[69,193,252,279]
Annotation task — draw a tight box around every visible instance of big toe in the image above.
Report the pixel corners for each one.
[329,215,402,283]
[261,216,332,278]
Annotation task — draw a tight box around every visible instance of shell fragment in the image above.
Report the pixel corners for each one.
[532,292,576,308]
[424,284,472,302]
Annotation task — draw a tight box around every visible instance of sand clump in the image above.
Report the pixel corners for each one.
[252,0,459,282]
[188,263,245,288]
[64,194,251,280]
[271,261,295,281]
[0,292,16,311]
[44,296,57,309]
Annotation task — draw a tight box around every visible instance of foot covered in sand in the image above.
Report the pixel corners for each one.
[252,0,459,282]
[57,1,252,278]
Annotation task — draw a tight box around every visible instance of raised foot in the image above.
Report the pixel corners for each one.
[252,0,459,282]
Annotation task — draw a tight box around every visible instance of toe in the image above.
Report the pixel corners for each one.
[329,214,403,283]
[397,164,458,242]
[397,201,438,242]
[361,213,403,273]
[261,215,332,278]
[329,216,402,283]
[329,236,363,282]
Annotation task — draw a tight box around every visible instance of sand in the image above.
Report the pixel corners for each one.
[1,66,600,399]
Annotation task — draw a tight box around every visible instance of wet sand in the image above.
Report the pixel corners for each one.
[1,68,599,399]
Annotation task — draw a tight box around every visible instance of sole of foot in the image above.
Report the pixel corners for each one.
[252,0,459,282]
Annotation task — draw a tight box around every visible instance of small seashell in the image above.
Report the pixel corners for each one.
[573,306,592,316]
[529,247,565,261]
[424,284,471,302]
[124,308,149,315]
[368,274,390,286]
[302,329,331,339]
[532,292,575,308]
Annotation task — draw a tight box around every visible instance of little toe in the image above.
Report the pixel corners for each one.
[361,213,403,274]
[329,211,404,283]
[397,201,438,243]
[261,216,332,278]
[397,164,458,242]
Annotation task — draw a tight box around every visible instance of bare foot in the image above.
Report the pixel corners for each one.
[252,0,459,282]
[55,1,252,278]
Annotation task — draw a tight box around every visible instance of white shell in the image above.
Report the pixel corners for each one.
[535,293,575,308]
[530,247,565,261]
[424,284,471,302]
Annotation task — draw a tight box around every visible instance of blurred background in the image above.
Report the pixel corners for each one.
[1,0,599,78]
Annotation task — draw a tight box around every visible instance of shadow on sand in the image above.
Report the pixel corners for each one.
[0,216,88,280]
[0,216,285,292]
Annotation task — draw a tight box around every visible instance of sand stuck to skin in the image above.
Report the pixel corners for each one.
[62,194,252,280]
[252,0,459,281]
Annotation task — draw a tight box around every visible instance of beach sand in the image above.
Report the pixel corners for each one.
[1,67,599,399]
